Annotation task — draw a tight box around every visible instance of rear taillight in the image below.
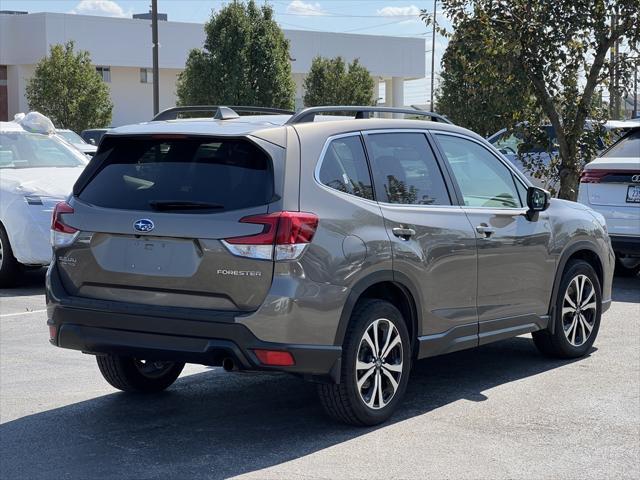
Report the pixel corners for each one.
[51,201,79,247]
[580,170,607,183]
[222,211,319,261]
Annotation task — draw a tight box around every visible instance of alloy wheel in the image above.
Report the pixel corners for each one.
[561,274,597,347]
[355,318,404,410]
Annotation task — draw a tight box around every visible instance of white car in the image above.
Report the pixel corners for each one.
[0,114,88,286]
[578,127,640,276]
[55,128,98,157]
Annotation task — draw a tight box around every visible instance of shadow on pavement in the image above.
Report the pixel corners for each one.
[0,337,591,479]
[0,268,46,297]
[611,275,640,303]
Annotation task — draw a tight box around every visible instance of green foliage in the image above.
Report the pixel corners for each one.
[176,1,295,109]
[303,56,375,107]
[437,18,534,137]
[426,0,639,200]
[25,41,112,132]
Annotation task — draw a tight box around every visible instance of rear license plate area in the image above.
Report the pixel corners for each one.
[626,185,640,203]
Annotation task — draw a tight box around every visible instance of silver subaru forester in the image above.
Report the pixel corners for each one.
[46,106,614,426]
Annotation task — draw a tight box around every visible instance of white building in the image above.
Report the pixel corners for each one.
[0,12,425,127]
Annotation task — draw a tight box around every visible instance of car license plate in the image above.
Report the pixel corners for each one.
[627,185,640,203]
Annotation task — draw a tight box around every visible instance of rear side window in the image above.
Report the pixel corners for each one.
[318,135,374,200]
[367,132,451,205]
[604,130,640,158]
[78,136,274,212]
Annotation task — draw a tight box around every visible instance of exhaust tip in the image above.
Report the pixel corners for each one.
[222,357,237,372]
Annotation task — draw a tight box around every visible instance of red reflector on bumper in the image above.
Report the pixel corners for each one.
[49,325,57,341]
[253,349,295,366]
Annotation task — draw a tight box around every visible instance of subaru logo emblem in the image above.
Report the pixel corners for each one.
[632,174,640,183]
[133,219,154,233]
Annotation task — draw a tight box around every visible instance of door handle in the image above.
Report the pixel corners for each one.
[476,224,496,238]
[392,227,416,239]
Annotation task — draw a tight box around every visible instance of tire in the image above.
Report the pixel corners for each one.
[615,257,640,278]
[96,354,185,393]
[0,223,22,288]
[532,260,602,358]
[318,299,411,426]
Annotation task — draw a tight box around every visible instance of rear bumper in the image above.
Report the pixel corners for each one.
[46,267,341,382]
[610,235,640,257]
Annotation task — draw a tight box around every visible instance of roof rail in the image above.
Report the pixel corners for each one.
[152,105,295,121]
[285,106,452,125]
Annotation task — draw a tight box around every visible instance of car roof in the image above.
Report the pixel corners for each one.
[0,121,30,133]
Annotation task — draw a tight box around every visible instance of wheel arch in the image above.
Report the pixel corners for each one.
[334,271,421,357]
[548,241,605,334]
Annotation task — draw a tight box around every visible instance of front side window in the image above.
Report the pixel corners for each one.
[367,132,451,205]
[0,132,86,169]
[318,135,373,200]
[436,134,523,208]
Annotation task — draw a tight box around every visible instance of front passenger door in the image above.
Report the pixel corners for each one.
[363,131,478,354]
[433,133,556,343]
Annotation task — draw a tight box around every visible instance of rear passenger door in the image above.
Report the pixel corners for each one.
[363,131,478,356]
[433,132,555,343]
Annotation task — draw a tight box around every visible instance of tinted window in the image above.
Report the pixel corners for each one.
[604,129,640,158]
[367,132,450,205]
[0,132,86,169]
[319,135,373,200]
[79,137,274,212]
[436,134,523,208]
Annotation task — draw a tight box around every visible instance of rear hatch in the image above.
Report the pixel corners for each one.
[55,134,283,311]
[581,129,640,208]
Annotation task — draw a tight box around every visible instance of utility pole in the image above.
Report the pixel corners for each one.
[633,59,638,119]
[151,0,160,116]
[430,0,437,111]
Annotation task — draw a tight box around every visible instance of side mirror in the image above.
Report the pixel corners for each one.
[89,138,96,145]
[526,186,550,214]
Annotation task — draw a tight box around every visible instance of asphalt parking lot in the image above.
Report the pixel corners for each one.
[1,270,638,480]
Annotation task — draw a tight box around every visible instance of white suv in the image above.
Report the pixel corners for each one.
[578,127,640,276]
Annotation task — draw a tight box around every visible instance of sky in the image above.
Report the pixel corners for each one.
[1,0,451,105]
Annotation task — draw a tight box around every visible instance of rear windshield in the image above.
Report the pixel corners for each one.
[78,136,274,212]
[603,129,640,158]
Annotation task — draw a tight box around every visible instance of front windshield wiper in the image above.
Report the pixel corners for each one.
[148,200,225,211]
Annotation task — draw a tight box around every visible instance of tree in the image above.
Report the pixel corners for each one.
[25,41,112,132]
[423,0,639,200]
[176,1,295,110]
[437,18,534,137]
[303,56,376,107]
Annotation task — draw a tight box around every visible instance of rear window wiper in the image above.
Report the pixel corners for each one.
[149,200,225,211]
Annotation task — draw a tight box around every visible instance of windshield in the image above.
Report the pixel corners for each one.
[0,131,87,169]
[57,130,86,144]
[491,126,557,154]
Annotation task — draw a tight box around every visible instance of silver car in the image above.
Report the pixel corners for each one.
[46,106,614,426]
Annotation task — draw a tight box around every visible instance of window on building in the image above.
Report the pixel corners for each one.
[96,66,111,83]
[140,68,153,84]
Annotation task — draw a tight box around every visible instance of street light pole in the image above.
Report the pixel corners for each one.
[151,0,160,116]
[430,0,437,111]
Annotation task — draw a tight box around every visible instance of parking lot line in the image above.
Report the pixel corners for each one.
[0,309,47,318]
